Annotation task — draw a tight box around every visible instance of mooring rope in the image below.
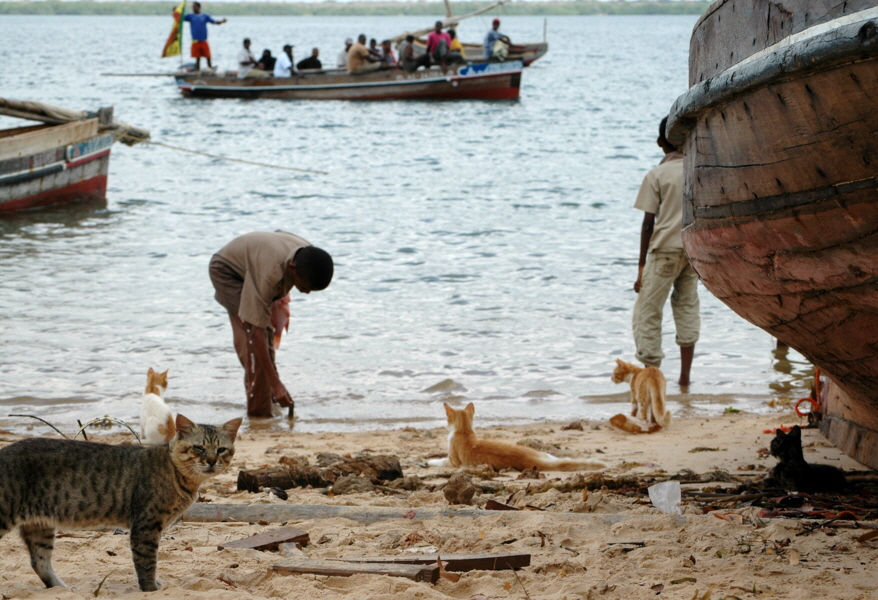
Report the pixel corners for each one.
[144,141,328,175]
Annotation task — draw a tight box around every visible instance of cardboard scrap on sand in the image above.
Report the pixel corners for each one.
[610,414,662,434]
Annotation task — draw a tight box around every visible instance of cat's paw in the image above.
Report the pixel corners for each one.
[138,580,160,592]
[427,457,449,468]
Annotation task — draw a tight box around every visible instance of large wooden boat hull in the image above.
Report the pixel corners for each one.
[667,1,878,468]
[176,61,523,101]
[669,0,878,468]
[0,119,113,214]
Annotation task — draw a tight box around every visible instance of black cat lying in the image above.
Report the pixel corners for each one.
[765,425,847,493]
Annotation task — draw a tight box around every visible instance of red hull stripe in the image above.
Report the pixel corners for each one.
[0,175,108,214]
[66,148,111,170]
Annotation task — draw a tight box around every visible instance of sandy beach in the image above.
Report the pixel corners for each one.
[1,409,877,600]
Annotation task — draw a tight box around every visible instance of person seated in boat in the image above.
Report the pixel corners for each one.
[399,34,430,73]
[273,44,299,78]
[448,28,466,62]
[259,49,276,72]
[369,38,382,59]
[184,1,227,71]
[296,48,322,71]
[447,29,466,64]
[426,21,452,68]
[237,38,270,79]
[379,39,397,67]
[347,34,382,74]
[337,38,354,68]
[484,18,511,60]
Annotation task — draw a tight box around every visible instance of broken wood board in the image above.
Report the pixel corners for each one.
[218,525,309,551]
[271,558,439,583]
[183,503,664,526]
[332,552,530,571]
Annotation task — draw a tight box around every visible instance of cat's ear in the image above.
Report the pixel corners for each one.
[222,417,243,441]
[789,425,801,438]
[148,367,155,376]
[161,369,169,377]
[774,428,786,438]
[175,414,197,437]
[444,403,454,418]
[615,358,623,366]
[464,402,475,416]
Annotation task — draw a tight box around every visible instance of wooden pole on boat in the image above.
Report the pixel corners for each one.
[390,0,506,43]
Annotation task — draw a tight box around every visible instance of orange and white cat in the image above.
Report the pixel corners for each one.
[139,368,176,445]
[428,403,607,471]
[611,358,671,428]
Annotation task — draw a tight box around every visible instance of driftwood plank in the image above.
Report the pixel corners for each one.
[218,526,310,551]
[183,503,640,526]
[271,558,439,583]
[333,553,530,571]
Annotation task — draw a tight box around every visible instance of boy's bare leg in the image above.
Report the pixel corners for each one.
[679,344,694,386]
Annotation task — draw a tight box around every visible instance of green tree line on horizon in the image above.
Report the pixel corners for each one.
[0,0,710,16]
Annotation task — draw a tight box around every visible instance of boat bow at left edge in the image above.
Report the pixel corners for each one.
[0,98,150,215]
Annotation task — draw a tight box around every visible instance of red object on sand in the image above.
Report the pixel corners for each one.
[762,425,795,435]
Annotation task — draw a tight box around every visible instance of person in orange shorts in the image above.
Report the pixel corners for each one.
[184,2,227,70]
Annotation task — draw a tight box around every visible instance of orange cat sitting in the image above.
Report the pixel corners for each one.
[611,358,671,428]
[428,403,607,471]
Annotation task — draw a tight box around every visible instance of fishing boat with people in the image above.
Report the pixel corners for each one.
[0,99,149,214]
[666,0,878,468]
[175,60,524,101]
[397,0,548,66]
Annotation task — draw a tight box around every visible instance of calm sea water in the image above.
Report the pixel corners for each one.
[0,14,814,435]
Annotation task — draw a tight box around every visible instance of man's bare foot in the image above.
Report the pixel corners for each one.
[678,376,690,387]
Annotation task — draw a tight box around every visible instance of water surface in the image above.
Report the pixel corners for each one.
[0,15,812,435]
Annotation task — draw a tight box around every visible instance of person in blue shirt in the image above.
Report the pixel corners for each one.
[483,18,512,60]
[184,2,227,71]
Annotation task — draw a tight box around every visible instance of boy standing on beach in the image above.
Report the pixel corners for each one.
[209,231,333,418]
[632,117,700,386]
[184,2,226,71]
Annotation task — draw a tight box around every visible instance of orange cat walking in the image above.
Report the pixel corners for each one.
[611,358,671,428]
[428,403,607,471]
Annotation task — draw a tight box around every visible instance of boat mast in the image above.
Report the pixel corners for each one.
[390,0,505,42]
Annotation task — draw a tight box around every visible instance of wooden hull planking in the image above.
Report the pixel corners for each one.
[668,1,878,467]
[0,118,114,214]
[177,62,523,101]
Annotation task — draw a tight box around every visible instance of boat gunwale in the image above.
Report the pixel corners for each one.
[177,71,518,93]
[176,62,523,94]
[667,15,878,149]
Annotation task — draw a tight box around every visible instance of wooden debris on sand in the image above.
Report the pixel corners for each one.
[237,455,403,492]
[219,525,310,552]
[332,552,530,572]
[271,558,439,583]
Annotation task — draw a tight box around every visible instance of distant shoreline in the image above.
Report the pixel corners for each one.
[0,1,710,17]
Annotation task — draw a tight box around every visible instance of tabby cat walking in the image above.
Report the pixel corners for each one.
[0,414,241,592]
